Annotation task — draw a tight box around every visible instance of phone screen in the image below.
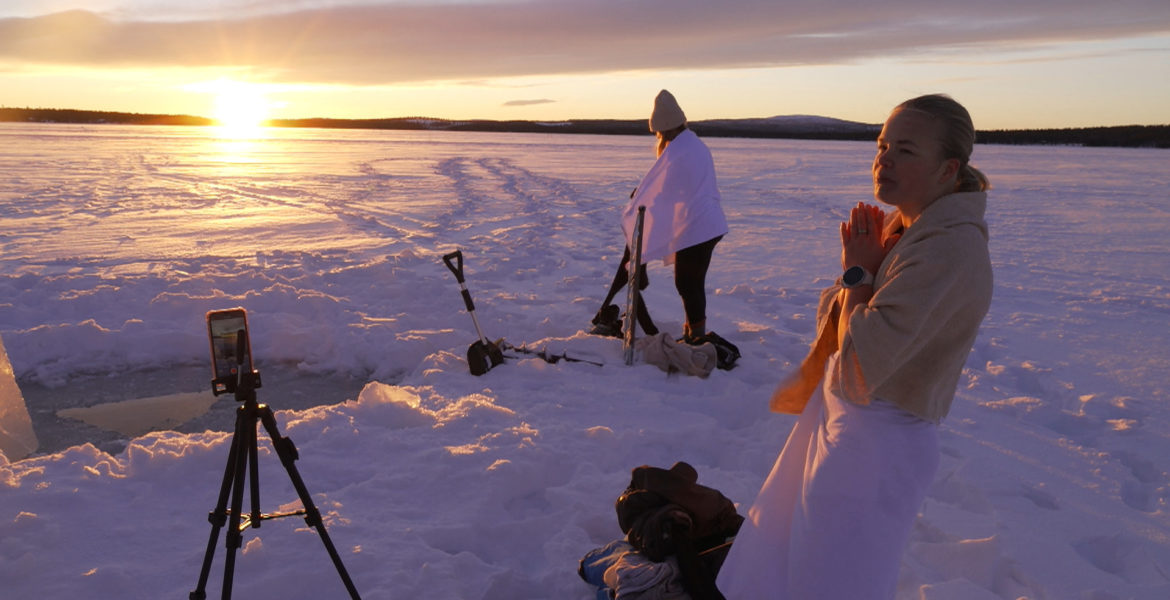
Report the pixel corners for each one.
[207,308,252,395]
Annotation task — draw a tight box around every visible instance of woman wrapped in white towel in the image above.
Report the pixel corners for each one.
[590,89,729,345]
[716,94,994,600]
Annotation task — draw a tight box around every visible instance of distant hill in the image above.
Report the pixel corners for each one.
[696,115,881,139]
[265,114,882,141]
[2,107,1167,148]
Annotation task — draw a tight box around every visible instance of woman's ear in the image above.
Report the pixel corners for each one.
[938,157,961,185]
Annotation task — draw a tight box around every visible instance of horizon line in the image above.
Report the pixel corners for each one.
[3,106,1169,132]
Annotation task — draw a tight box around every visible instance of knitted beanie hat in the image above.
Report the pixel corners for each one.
[649,89,686,133]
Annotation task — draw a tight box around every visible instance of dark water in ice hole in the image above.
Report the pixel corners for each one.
[19,365,369,456]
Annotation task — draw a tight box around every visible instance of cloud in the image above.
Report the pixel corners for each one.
[503,99,556,107]
[0,1,1167,85]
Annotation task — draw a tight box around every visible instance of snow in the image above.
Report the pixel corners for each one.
[1,122,1169,599]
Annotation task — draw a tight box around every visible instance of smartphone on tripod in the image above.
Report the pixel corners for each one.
[207,307,260,396]
[193,307,359,599]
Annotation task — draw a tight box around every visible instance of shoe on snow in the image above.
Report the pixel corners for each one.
[589,304,622,338]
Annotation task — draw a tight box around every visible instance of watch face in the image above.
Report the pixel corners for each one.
[843,266,864,286]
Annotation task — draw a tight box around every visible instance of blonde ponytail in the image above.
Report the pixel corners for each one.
[958,163,990,193]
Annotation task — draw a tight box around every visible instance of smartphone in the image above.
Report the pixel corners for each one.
[207,308,258,396]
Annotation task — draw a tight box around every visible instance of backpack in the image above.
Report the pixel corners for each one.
[614,462,742,599]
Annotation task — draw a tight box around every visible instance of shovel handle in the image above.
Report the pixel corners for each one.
[443,249,478,314]
[442,250,465,283]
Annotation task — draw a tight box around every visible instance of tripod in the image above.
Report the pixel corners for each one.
[190,372,361,600]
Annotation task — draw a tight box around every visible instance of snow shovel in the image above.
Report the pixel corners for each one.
[443,250,505,376]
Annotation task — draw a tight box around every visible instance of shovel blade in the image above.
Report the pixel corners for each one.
[467,339,505,376]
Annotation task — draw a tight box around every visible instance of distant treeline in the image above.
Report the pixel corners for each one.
[0,107,213,127]
[3,107,1168,148]
[976,126,1170,148]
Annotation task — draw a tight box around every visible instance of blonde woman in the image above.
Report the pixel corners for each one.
[591,90,729,347]
[716,94,993,599]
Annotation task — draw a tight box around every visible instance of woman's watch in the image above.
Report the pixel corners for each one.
[841,265,874,289]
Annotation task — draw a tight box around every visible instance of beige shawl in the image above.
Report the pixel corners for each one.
[771,192,993,423]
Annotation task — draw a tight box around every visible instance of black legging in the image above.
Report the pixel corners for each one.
[674,235,722,327]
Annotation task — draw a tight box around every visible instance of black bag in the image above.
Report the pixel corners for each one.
[615,462,742,600]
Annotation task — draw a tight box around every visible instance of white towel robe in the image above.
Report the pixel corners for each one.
[622,129,727,265]
[716,353,939,600]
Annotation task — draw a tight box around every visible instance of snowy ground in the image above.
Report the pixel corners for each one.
[1,123,1168,599]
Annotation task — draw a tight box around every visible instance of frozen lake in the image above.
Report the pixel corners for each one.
[3,123,1166,415]
[1,122,1168,598]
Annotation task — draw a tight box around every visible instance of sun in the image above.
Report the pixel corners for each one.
[210,79,271,137]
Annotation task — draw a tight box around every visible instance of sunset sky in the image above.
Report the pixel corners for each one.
[1,0,1167,129]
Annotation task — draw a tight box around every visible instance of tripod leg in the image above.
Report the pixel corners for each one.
[249,415,262,527]
[190,409,246,600]
[258,406,362,600]
[220,403,255,600]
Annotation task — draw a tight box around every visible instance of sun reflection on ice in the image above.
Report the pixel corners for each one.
[211,136,266,165]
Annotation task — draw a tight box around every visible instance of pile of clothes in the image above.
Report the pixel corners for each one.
[578,462,742,600]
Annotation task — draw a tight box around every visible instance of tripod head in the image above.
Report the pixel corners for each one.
[231,366,263,405]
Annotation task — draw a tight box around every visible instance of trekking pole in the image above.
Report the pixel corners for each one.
[502,342,604,367]
[624,206,646,366]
